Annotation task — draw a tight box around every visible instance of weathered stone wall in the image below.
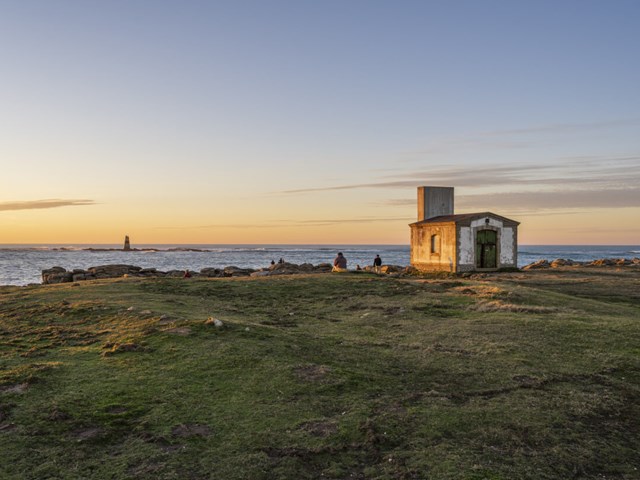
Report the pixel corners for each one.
[410,223,457,272]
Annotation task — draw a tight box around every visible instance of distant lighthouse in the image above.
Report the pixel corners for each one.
[124,236,131,251]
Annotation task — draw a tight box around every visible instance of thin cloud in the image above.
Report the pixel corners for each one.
[401,138,530,157]
[0,199,96,212]
[276,156,640,195]
[285,217,413,227]
[457,187,640,211]
[481,118,640,137]
[383,187,640,213]
[157,216,412,230]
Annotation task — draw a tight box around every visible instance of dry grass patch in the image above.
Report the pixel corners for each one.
[451,285,507,298]
[468,299,559,314]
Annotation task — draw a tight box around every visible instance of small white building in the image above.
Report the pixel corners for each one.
[409,186,519,272]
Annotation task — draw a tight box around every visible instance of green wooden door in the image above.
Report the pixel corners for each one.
[476,230,497,269]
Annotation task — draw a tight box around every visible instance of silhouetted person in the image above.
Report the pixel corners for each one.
[373,254,382,273]
[333,252,347,272]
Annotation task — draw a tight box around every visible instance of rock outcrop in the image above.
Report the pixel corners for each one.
[41,261,419,284]
[41,267,73,284]
[522,258,640,270]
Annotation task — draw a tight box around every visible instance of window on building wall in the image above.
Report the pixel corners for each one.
[430,234,440,254]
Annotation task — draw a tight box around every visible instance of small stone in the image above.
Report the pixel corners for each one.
[127,307,135,311]
[140,310,152,315]
[205,317,224,328]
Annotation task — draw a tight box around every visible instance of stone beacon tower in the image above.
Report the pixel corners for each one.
[124,236,131,251]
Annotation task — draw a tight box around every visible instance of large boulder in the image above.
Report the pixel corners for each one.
[522,259,550,270]
[42,267,73,284]
[165,270,187,278]
[380,265,403,274]
[268,262,303,275]
[87,264,142,278]
[223,266,254,277]
[250,270,271,277]
[549,258,578,268]
[200,268,223,278]
[587,258,615,266]
[314,263,333,273]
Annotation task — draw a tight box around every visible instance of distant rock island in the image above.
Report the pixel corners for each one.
[52,236,212,253]
[79,247,212,252]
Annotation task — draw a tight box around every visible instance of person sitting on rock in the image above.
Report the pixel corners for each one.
[332,252,348,272]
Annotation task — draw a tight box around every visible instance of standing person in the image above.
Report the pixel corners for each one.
[373,254,382,273]
[333,252,348,272]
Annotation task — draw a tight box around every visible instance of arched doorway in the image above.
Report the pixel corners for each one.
[476,229,497,269]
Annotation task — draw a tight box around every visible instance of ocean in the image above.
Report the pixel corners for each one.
[0,244,638,286]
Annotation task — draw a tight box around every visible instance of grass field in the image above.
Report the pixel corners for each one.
[1,268,639,479]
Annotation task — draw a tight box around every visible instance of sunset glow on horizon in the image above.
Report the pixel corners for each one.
[2,1,639,246]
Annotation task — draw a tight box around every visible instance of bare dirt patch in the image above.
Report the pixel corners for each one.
[294,364,331,383]
[298,420,338,437]
[48,407,71,421]
[0,423,17,432]
[0,383,29,394]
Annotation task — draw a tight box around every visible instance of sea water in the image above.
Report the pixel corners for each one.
[0,244,638,286]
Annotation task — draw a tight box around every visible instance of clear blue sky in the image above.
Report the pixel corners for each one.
[1,0,639,244]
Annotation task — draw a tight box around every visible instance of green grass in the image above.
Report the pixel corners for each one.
[1,269,639,479]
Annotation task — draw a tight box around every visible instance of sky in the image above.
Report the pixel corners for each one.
[1,0,639,245]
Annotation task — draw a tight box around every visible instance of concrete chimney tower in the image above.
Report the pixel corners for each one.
[417,186,454,221]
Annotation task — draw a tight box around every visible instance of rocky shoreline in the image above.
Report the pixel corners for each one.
[521,257,640,270]
[40,257,640,284]
[41,262,413,284]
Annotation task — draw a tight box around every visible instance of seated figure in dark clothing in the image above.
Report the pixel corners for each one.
[332,252,347,272]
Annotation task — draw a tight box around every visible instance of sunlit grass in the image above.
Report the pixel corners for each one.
[1,269,639,479]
